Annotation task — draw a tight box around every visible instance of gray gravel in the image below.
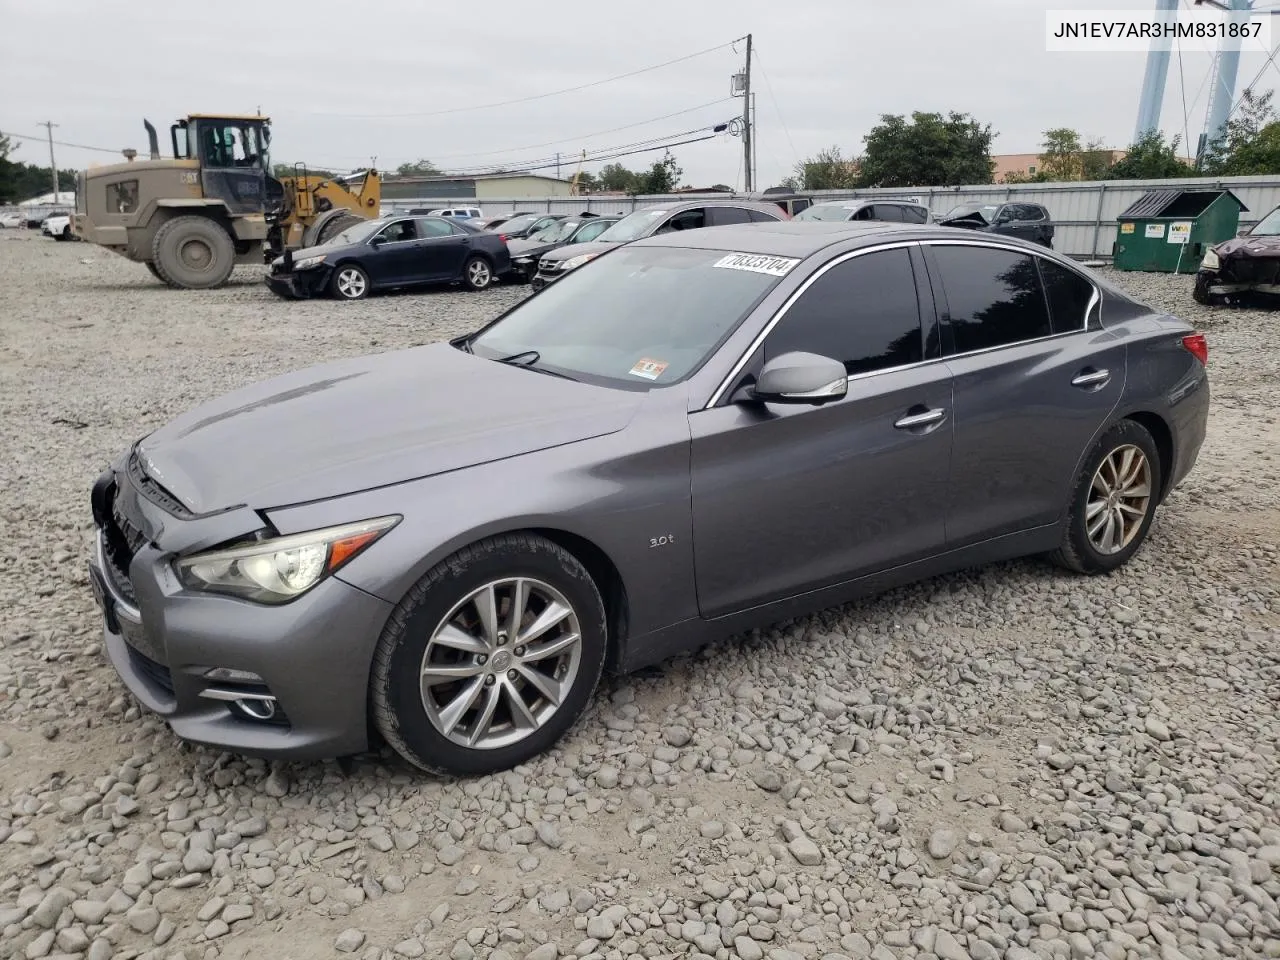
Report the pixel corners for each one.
[1,232,1277,960]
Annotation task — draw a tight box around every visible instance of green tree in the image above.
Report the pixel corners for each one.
[789,145,860,190]
[1081,138,1114,180]
[1039,127,1083,180]
[858,111,995,187]
[635,152,683,194]
[597,162,640,193]
[394,159,440,177]
[0,134,16,204]
[1107,131,1192,179]
[1202,88,1280,175]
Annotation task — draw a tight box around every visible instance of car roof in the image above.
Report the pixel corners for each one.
[631,220,1040,257]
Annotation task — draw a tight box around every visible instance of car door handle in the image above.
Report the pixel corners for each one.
[894,407,947,430]
[1071,368,1111,388]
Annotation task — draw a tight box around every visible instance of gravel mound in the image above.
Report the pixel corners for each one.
[1,234,1277,960]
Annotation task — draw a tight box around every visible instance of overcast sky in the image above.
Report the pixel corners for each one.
[4,0,1279,190]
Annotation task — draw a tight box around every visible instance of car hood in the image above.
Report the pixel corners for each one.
[507,237,560,258]
[1212,233,1280,259]
[937,212,990,229]
[134,342,643,514]
[538,239,623,263]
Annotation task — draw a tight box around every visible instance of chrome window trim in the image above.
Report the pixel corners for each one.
[703,239,921,408]
[920,237,1099,337]
[703,237,1103,409]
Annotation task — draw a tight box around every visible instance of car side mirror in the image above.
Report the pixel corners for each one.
[749,352,848,405]
[370,235,386,246]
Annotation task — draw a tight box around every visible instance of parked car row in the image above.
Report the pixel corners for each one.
[261,195,1061,302]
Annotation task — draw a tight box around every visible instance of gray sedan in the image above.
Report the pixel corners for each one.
[88,222,1210,776]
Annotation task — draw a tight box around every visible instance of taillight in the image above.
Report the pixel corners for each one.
[1181,332,1208,366]
[499,234,507,242]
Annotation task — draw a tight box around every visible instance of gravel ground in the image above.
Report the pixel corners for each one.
[0,231,1277,960]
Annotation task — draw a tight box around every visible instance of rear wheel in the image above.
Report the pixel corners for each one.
[150,216,236,289]
[330,263,370,300]
[462,255,493,291]
[1049,420,1162,574]
[144,262,163,281]
[370,534,607,776]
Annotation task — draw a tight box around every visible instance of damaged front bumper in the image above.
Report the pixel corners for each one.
[264,266,330,300]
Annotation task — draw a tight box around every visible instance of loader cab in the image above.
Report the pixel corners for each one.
[170,114,274,214]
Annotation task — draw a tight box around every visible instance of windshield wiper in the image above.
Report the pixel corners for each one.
[497,350,540,365]
[494,350,579,382]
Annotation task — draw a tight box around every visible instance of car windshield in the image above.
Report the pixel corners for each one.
[531,219,580,242]
[795,204,859,221]
[595,208,669,242]
[1249,207,1280,235]
[944,203,1000,222]
[491,213,537,233]
[327,219,385,245]
[467,245,789,387]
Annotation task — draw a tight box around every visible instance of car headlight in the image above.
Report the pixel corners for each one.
[293,255,326,270]
[174,516,400,604]
[513,257,533,265]
[560,252,599,271]
[1200,249,1220,270]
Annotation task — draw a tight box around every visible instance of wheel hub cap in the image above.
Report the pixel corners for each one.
[419,577,583,750]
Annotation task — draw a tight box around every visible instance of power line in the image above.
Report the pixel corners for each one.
[3,129,122,155]
[308,38,746,120]
[310,97,737,167]
[751,47,799,168]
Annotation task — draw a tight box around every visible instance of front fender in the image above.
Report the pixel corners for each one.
[262,388,698,641]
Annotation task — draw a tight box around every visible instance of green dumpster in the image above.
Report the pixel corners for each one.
[1113,188,1246,273]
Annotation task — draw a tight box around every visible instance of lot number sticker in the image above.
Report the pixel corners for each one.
[1168,222,1191,244]
[629,358,669,380]
[1144,223,1165,238]
[713,253,801,276]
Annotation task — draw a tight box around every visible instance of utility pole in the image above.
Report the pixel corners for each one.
[742,34,753,192]
[39,121,59,201]
[555,152,561,179]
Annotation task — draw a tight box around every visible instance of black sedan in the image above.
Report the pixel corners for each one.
[487,212,566,240]
[266,216,511,301]
[507,216,620,282]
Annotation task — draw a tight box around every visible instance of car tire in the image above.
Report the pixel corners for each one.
[1049,419,1163,575]
[144,262,164,281]
[1191,271,1226,306]
[370,533,608,776]
[462,255,494,291]
[151,216,237,289]
[330,263,371,300]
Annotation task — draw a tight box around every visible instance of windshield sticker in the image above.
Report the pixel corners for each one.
[629,358,669,381]
[713,253,801,276]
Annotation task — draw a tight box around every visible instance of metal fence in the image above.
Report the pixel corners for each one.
[382,174,1280,260]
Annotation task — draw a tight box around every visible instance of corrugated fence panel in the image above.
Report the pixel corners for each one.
[381,175,1280,257]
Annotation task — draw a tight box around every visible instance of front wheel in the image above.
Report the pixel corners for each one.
[370,534,607,776]
[329,263,370,300]
[1192,271,1223,306]
[1049,420,1162,574]
[462,255,493,291]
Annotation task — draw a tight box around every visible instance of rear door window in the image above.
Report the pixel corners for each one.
[873,205,904,222]
[1037,259,1094,333]
[709,206,753,226]
[748,208,779,222]
[930,245,1052,353]
[765,248,925,376]
[901,205,929,224]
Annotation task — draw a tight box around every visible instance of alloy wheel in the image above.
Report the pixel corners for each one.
[420,577,582,749]
[336,268,366,298]
[467,260,491,288]
[1086,444,1152,554]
